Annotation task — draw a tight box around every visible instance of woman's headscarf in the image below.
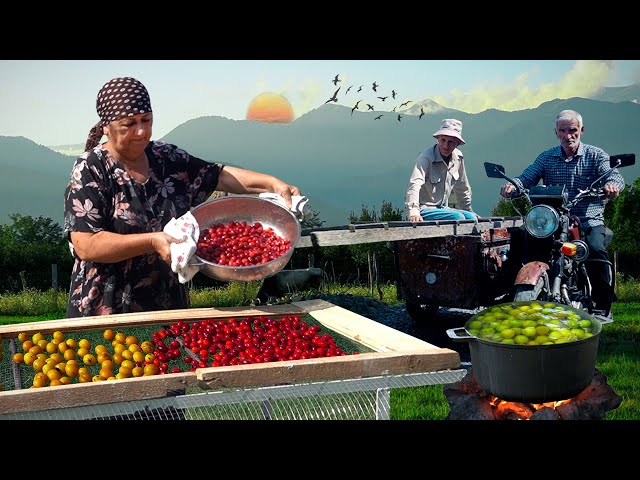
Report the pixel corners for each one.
[84,77,152,151]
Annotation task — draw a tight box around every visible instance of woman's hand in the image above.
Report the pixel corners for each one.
[217,166,302,209]
[271,179,301,209]
[151,232,184,265]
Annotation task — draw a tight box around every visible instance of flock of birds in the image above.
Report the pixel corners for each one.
[324,74,426,122]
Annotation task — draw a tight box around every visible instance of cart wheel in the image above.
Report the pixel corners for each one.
[405,301,440,322]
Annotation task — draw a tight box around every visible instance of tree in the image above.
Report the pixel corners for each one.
[0,214,72,292]
[490,197,530,217]
[605,178,640,256]
[346,200,403,286]
[348,199,404,223]
[6,213,63,245]
[379,200,405,221]
[300,207,325,230]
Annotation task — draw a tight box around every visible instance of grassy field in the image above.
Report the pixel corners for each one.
[0,275,638,420]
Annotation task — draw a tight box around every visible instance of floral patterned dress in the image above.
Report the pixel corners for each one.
[63,140,223,317]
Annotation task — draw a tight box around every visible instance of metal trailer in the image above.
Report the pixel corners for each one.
[297,217,523,322]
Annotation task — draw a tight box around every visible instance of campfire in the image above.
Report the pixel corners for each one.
[444,368,622,420]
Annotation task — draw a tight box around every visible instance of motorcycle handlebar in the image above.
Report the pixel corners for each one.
[508,189,524,199]
[567,187,605,209]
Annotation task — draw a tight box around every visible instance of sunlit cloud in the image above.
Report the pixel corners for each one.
[432,60,616,113]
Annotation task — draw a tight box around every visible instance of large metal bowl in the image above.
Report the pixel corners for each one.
[191,195,301,282]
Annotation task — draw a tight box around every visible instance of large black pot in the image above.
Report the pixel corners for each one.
[446,301,612,403]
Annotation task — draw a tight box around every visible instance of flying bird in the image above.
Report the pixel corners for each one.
[374,115,383,120]
[397,114,402,122]
[332,74,341,86]
[345,85,353,95]
[400,100,413,108]
[366,103,374,111]
[325,87,341,104]
[372,81,378,92]
[419,107,425,120]
[392,106,397,112]
[392,90,397,99]
[377,96,388,102]
[357,85,363,92]
[351,100,362,116]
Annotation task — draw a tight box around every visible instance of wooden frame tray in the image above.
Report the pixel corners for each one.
[0,299,460,416]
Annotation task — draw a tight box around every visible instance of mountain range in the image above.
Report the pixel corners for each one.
[2,84,640,228]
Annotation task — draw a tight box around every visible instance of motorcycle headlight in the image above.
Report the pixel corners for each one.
[524,205,559,238]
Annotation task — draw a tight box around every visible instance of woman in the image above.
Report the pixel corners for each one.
[64,77,301,317]
[404,118,477,222]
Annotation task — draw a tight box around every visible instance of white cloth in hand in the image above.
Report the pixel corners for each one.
[258,193,312,222]
[163,211,200,284]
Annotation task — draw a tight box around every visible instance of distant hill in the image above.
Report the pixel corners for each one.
[3,95,640,228]
[590,84,640,104]
[0,136,75,225]
[47,143,85,157]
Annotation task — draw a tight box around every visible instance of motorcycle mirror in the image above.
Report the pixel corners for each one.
[484,162,506,178]
[610,153,635,168]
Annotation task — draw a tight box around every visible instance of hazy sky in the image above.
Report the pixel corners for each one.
[1,60,639,147]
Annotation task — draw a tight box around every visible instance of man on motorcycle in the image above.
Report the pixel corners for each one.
[499,109,625,316]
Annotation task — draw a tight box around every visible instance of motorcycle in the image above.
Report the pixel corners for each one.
[484,153,635,319]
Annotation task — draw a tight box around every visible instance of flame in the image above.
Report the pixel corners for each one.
[530,399,571,410]
[489,396,571,411]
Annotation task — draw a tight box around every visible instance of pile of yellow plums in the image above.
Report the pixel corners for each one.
[10,329,159,388]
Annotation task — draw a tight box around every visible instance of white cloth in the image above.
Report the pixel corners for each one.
[164,211,200,284]
[258,193,312,222]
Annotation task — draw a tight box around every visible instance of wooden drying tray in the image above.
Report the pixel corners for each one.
[0,299,460,416]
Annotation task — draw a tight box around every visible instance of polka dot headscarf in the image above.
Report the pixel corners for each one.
[84,77,152,151]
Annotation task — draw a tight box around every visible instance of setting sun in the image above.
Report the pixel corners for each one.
[246,92,294,124]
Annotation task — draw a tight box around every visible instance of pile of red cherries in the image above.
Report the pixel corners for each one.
[196,220,291,267]
[151,315,356,370]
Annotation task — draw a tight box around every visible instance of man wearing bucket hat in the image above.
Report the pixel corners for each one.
[63,76,302,318]
[405,118,477,222]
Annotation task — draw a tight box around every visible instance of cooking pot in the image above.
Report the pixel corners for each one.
[446,301,613,403]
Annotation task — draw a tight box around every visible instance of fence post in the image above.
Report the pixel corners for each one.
[367,252,373,296]
[51,264,58,290]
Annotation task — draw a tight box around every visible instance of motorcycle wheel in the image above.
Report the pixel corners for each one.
[514,276,546,302]
[405,301,440,323]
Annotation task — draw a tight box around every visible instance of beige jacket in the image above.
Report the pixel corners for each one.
[404,144,473,218]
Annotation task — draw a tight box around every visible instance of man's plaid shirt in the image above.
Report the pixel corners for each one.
[512,143,626,228]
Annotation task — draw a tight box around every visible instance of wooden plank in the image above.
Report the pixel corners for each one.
[293,299,437,352]
[296,218,523,248]
[0,304,308,338]
[0,372,197,416]
[197,350,460,389]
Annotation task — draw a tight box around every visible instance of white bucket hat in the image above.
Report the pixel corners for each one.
[433,118,465,145]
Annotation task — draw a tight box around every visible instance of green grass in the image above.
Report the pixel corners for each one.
[592,301,640,420]
[0,281,402,325]
[1,276,638,420]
